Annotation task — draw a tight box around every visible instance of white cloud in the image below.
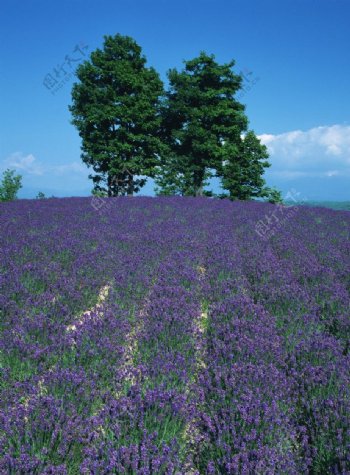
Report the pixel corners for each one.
[4,152,44,175]
[258,124,350,178]
[1,152,88,178]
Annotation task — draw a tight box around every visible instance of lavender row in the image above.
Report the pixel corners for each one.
[234,202,350,472]
[186,224,301,473]
[80,209,208,472]
[0,198,182,472]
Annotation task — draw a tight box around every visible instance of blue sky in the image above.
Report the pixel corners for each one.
[1,0,349,201]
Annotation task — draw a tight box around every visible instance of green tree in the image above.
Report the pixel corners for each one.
[69,34,165,196]
[0,169,22,202]
[221,131,270,199]
[156,52,271,198]
[36,191,46,199]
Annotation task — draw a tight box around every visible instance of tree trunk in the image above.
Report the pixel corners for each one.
[107,175,112,197]
[195,184,203,197]
[194,169,204,197]
[127,173,134,196]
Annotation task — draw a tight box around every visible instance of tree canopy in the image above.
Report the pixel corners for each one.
[69,34,165,196]
[70,35,277,200]
[155,52,271,198]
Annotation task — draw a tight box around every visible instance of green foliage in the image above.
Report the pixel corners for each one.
[263,186,284,204]
[69,34,166,196]
[155,52,271,199]
[221,131,270,199]
[36,191,46,199]
[91,188,108,197]
[0,169,22,202]
[154,153,210,196]
[70,34,278,200]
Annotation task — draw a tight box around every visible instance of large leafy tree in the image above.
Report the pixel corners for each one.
[156,52,271,198]
[69,34,165,196]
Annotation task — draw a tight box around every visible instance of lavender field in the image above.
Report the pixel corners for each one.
[0,197,349,474]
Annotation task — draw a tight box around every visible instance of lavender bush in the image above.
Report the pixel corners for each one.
[0,197,349,473]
